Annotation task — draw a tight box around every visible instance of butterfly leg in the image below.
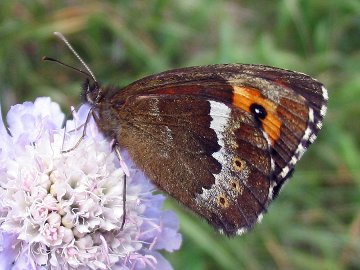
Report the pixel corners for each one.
[61,107,94,153]
[114,144,129,231]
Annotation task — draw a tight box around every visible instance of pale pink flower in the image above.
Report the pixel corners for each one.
[0,97,182,269]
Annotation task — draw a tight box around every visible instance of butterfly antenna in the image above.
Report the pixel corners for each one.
[53,32,97,83]
[42,56,93,79]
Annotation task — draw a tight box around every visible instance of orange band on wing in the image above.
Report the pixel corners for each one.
[232,86,281,144]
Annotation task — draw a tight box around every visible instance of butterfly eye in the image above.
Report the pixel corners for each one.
[250,103,267,120]
[216,194,230,208]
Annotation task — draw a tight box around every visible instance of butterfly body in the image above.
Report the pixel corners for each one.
[84,63,328,236]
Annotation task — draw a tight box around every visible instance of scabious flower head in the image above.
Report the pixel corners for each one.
[0,97,181,270]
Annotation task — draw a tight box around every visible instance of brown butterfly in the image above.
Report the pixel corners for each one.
[46,33,328,236]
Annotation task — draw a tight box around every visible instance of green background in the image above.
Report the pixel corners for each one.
[1,1,359,269]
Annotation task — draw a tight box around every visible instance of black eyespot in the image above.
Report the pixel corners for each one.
[250,103,267,120]
[219,197,226,204]
[235,159,242,168]
[232,157,245,171]
[216,194,229,208]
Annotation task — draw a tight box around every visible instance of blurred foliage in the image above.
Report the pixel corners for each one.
[0,0,359,269]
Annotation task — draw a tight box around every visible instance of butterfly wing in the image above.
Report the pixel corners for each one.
[116,94,271,235]
[97,64,328,235]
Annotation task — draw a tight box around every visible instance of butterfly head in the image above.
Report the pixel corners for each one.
[81,78,104,105]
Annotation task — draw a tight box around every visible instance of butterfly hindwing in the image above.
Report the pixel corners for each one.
[115,94,271,235]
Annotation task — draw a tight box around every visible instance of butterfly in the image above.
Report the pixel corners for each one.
[47,32,328,236]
